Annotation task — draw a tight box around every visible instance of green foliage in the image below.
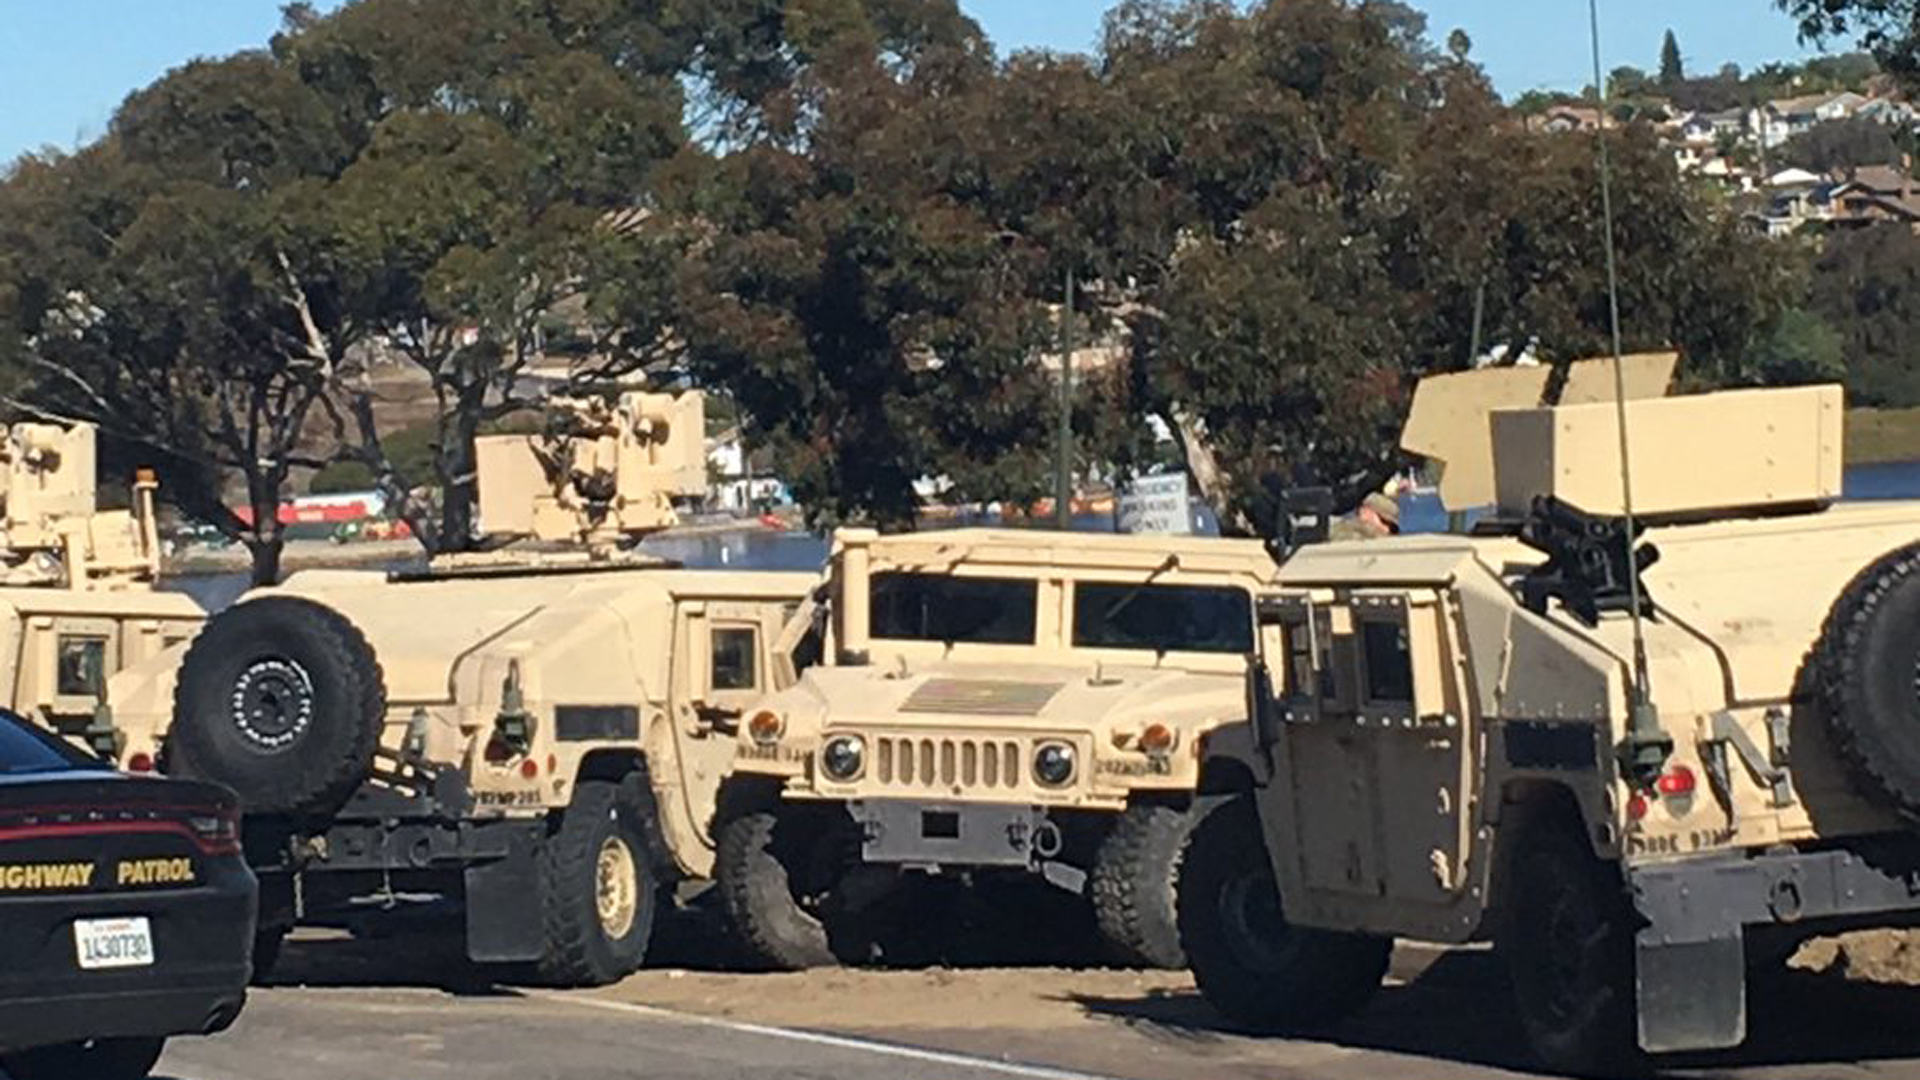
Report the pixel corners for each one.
[1660,30,1684,86]
[676,22,1056,527]
[1609,65,1656,100]
[309,420,439,494]
[1781,117,1906,173]
[1749,308,1847,385]
[1812,223,1920,407]
[0,0,1867,549]
[1778,0,1911,84]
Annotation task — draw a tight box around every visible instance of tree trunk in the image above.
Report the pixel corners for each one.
[435,400,483,552]
[244,534,284,587]
[243,478,285,587]
[1168,406,1252,535]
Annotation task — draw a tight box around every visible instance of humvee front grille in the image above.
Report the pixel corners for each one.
[873,735,1025,791]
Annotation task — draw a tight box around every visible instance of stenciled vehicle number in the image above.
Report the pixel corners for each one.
[73,916,154,970]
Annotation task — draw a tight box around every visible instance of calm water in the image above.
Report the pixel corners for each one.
[166,463,1920,612]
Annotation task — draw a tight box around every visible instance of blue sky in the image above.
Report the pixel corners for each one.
[2,0,1830,162]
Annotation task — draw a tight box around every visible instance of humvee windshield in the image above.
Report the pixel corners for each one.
[1072,583,1253,655]
[869,573,1037,645]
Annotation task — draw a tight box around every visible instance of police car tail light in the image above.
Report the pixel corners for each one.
[188,808,241,855]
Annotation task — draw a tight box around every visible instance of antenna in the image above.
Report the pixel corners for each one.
[1587,0,1672,788]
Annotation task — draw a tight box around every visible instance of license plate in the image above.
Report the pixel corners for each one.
[73,916,154,970]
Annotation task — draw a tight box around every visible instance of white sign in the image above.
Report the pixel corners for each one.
[1118,473,1194,535]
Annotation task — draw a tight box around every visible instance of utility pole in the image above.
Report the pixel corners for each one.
[1055,269,1075,530]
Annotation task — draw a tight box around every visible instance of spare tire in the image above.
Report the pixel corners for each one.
[169,595,385,819]
[1814,541,1920,820]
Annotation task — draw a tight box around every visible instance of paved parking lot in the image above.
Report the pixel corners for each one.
[129,932,1920,1080]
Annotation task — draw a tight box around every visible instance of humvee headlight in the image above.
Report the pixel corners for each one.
[1033,742,1076,787]
[748,710,785,747]
[821,735,865,781]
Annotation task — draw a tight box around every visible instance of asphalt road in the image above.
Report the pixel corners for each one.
[104,932,1920,1080]
[155,987,1090,1080]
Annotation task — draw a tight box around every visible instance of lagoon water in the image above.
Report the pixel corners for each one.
[168,462,1920,612]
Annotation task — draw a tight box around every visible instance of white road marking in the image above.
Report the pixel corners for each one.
[543,992,1125,1080]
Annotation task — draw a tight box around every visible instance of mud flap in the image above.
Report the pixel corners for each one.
[1635,927,1746,1053]
[464,825,544,963]
[1632,865,1748,1054]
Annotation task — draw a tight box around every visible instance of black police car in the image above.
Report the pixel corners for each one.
[0,710,254,1080]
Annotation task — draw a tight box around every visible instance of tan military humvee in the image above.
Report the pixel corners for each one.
[0,420,203,755]
[1181,363,1920,1074]
[103,392,818,986]
[715,525,1278,969]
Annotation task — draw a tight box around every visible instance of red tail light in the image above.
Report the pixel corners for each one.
[1655,766,1696,797]
[0,802,240,855]
[126,752,156,774]
[187,808,241,855]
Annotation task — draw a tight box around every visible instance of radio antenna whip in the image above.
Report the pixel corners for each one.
[1587,0,1671,786]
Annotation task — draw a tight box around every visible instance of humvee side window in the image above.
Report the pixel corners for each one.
[711,627,759,691]
[1073,583,1253,655]
[56,636,107,697]
[1360,621,1414,703]
[1279,621,1314,699]
[869,573,1037,645]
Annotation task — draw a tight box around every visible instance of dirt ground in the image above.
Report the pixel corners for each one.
[1792,928,1920,982]
[596,965,1198,1032]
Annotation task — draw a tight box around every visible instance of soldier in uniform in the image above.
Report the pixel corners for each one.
[1329,492,1400,541]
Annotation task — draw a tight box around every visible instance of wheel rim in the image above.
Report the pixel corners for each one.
[596,836,639,940]
[1217,868,1297,973]
[230,658,315,750]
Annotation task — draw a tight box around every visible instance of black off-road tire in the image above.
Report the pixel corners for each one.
[169,595,384,819]
[715,810,839,970]
[1812,542,1920,820]
[1,1036,165,1080]
[1091,803,1199,969]
[1177,797,1390,1031]
[535,779,658,987]
[1499,822,1642,1078]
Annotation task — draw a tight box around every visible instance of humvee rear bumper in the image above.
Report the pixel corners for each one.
[847,799,1087,891]
[1631,841,1920,1054]
[245,813,548,964]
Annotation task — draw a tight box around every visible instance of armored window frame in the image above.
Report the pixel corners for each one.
[1347,591,1451,724]
[1258,594,1330,721]
[1358,619,1415,707]
[709,626,760,692]
[56,635,108,698]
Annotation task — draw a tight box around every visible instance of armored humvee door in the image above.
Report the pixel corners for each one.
[1254,539,1495,942]
[0,588,204,744]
